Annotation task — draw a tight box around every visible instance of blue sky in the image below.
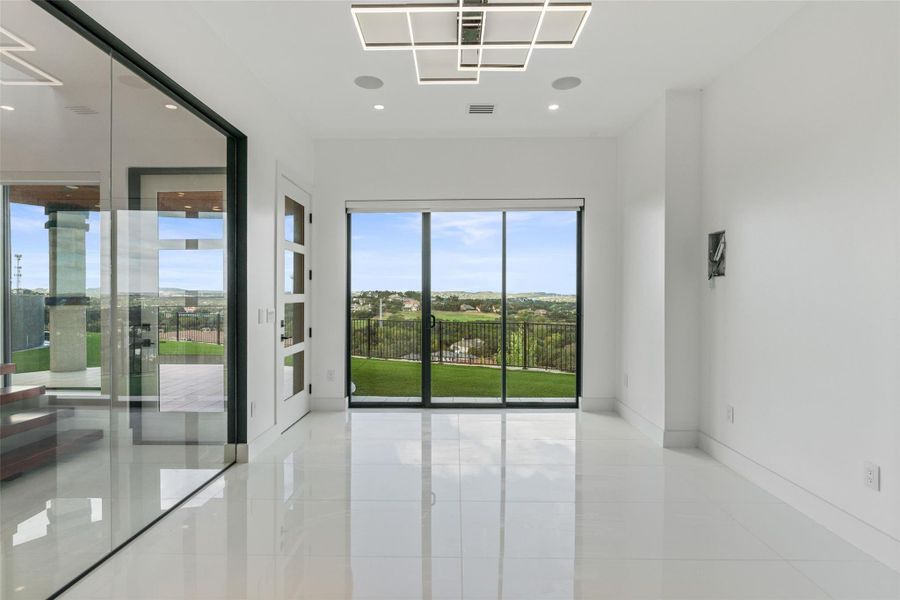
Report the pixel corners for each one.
[10,203,224,291]
[351,211,576,294]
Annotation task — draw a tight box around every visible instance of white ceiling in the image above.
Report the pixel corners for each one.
[189,0,801,139]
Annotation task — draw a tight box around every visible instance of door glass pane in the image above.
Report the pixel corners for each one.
[285,250,304,294]
[431,212,502,405]
[284,301,304,346]
[349,213,421,404]
[283,350,305,400]
[505,211,577,404]
[284,196,305,245]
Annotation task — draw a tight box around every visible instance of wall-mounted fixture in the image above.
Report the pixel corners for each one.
[350,1,592,85]
[708,230,726,279]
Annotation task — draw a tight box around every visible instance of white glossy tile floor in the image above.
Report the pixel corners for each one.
[59,410,899,600]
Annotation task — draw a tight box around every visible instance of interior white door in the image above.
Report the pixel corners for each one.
[276,175,311,430]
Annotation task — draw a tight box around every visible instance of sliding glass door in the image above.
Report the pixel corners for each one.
[348,208,580,408]
[430,212,503,406]
[505,211,579,404]
[349,213,422,404]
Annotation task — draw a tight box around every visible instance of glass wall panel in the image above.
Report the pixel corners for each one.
[0,3,114,597]
[349,213,422,404]
[0,4,235,597]
[505,211,578,404]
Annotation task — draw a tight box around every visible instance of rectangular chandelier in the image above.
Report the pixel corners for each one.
[351,1,591,85]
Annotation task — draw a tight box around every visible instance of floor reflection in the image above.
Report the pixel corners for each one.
[58,410,900,600]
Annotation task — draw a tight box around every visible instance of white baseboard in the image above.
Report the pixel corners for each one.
[616,400,665,446]
[699,432,900,573]
[247,426,282,462]
[311,396,348,411]
[235,443,248,463]
[580,397,616,412]
[614,400,698,448]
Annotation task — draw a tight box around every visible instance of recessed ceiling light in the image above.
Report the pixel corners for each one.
[184,205,192,209]
[0,105,14,111]
[164,104,178,110]
[552,76,582,90]
[355,75,384,90]
[65,185,79,190]
[548,104,560,111]
[177,192,185,197]
[373,104,385,111]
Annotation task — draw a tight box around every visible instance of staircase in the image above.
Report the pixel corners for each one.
[0,364,103,480]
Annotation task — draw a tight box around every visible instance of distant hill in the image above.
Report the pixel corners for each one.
[434,291,576,302]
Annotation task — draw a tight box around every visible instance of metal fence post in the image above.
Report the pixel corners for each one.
[366,318,372,358]
[176,312,180,342]
[438,321,443,363]
[216,312,221,345]
[522,322,528,370]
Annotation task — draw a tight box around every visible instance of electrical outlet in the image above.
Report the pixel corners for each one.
[726,405,735,424]
[326,369,335,382]
[864,462,881,491]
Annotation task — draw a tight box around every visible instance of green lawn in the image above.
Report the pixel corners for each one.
[158,340,224,356]
[11,334,222,373]
[12,332,102,373]
[351,357,575,398]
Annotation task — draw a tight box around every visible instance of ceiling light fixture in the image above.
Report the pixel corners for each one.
[0,27,63,86]
[373,104,385,111]
[354,75,384,89]
[0,105,13,111]
[65,185,79,190]
[351,1,591,86]
[548,103,560,111]
[184,205,192,209]
[552,76,582,90]
[164,104,178,110]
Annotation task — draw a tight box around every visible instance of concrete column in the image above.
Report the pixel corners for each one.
[46,210,89,372]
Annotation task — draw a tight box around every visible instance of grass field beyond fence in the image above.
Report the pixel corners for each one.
[351,357,575,398]
[11,334,223,373]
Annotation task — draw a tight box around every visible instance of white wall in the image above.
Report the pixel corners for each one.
[663,91,702,441]
[312,138,618,409]
[699,0,900,559]
[616,90,702,446]
[77,1,315,452]
[617,101,666,433]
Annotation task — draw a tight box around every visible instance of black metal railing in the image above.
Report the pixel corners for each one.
[350,318,576,372]
[159,310,224,345]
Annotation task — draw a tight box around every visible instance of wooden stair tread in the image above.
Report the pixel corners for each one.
[0,385,46,405]
[0,409,58,438]
[0,429,103,480]
[0,364,16,375]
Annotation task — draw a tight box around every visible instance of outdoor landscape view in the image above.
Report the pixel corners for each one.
[350,211,578,401]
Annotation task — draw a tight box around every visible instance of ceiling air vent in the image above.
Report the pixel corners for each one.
[65,105,99,115]
[468,103,494,115]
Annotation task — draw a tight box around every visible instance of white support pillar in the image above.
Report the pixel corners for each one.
[46,210,89,373]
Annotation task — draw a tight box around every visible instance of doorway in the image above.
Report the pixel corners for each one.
[347,205,582,408]
[276,176,311,429]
